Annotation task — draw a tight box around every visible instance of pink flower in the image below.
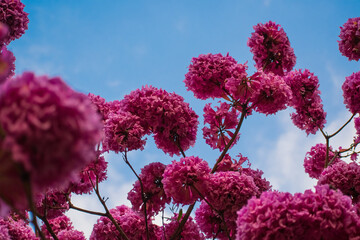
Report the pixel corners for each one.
[247,21,296,76]
[354,116,360,144]
[285,69,327,134]
[120,86,199,156]
[128,162,171,217]
[0,0,29,45]
[41,215,86,240]
[0,216,37,240]
[103,111,146,153]
[0,72,103,210]
[215,153,244,172]
[35,190,69,219]
[342,71,360,114]
[241,168,271,196]
[184,53,238,99]
[69,153,108,195]
[163,214,205,240]
[162,156,211,205]
[338,17,360,61]
[90,205,160,240]
[202,102,239,151]
[318,161,360,203]
[250,71,291,115]
[236,185,360,240]
[0,46,15,84]
[304,143,339,179]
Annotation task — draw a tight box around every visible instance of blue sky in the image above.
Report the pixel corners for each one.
[10,0,360,237]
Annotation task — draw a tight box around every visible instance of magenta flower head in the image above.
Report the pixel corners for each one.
[0,216,37,240]
[285,69,327,135]
[164,213,205,240]
[35,189,69,219]
[128,162,171,217]
[304,143,339,179]
[318,161,360,203]
[250,71,292,115]
[241,168,271,196]
[338,17,360,61]
[0,72,103,210]
[162,156,211,205]
[184,53,239,99]
[0,46,15,84]
[248,21,296,76]
[120,85,199,156]
[202,102,239,151]
[0,0,29,45]
[90,205,160,240]
[41,215,86,240]
[342,71,360,114]
[236,185,360,240]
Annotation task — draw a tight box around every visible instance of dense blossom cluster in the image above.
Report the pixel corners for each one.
[127,162,171,217]
[338,17,360,61]
[250,71,291,115]
[247,21,296,75]
[285,69,327,134]
[342,71,360,114]
[0,0,28,45]
[0,216,36,239]
[184,53,239,99]
[224,63,253,104]
[120,86,199,156]
[0,72,103,210]
[318,161,360,203]
[164,214,205,240]
[35,190,69,219]
[162,156,211,204]
[0,46,15,84]
[236,185,360,240]
[90,205,160,240]
[303,143,339,179]
[203,102,239,151]
[41,215,86,240]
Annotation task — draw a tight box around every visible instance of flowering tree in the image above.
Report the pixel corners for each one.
[0,0,360,239]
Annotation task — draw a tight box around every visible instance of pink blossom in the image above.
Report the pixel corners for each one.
[338,17,360,61]
[128,162,171,217]
[0,22,9,41]
[202,102,239,151]
[90,205,160,240]
[0,72,103,210]
[69,153,108,195]
[57,230,86,240]
[195,201,228,240]
[184,53,238,99]
[304,143,339,179]
[247,21,296,76]
[0,0,29,45]
[120,85,199,156]
[103,111,146,153]
[250,71,292,115]
[236,185,360,240]
[0,216,37,240]
[318,161,360,203]
[35,190,69,219]
[41,215,86,240]
[342,71,360,114]
[354,116,360,144]
[163,214,205,240]
[215,153,244,172]
[0,46,15,84]
[241,168,271,196]
[285,69,327,134]
[162,156,211,205]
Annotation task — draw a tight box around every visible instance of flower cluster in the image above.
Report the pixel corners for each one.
[35,190,69,219]
[224,63,253,104]
[303,143,339,179]
[318,161,360,203]
[338,17,360,61]
[128,162,171,217]
[236,185,360,240]
[120,85,199,156]
[41,215,86,240]
[0,46,15,84]
[90,205,160,240]
[285,69,327,134]
[0,0,29,45]
[247,21,296,76]
[0,72,103,210]
[0,216,36,240]
[251,71,291,115]
[184,53,239,99]
[342,71,360,114]
[203,102,239,151]
[162,156,211,204]
[164,214,205,240]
